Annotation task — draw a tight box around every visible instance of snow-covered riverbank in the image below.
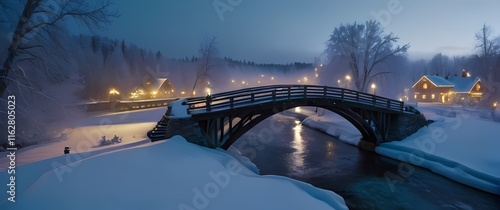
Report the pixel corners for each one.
[0,107,348,209]
[302,104,500,195]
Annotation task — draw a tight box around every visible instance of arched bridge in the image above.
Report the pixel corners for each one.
[147,85,427,150]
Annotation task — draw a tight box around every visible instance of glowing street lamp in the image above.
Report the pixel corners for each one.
[371,83,376,95]
[337,80,341,86]
[231,79,235,83]
[345,75,351,89]
[271,77,274,80]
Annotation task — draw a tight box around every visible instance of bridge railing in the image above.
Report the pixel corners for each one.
[186,85,404,114]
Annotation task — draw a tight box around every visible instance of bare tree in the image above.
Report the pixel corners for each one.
[429,53,451,76]
[0,0,117,97]
[474,24,499,77]
[325,20,409,92]
[191,36,219,96]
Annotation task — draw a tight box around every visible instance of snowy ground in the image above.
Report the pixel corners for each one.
[0,107,166,169]
[303,103,500,195]
[0,107,347,209]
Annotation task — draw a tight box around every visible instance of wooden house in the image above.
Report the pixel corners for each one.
[412,70,483,104]
[447,76,482,104]
[412,75,454,103]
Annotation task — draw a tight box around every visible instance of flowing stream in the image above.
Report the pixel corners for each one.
[236,112,499,209]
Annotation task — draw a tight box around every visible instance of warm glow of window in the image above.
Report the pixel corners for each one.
[423,83,428,89]
[422,95,427,99]
[431,94,435,99]
[476,84,481,91]
[414,94,417,99]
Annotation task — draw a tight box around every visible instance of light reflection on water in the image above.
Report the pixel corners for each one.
[326,142,334,159]
[291,120,304,171]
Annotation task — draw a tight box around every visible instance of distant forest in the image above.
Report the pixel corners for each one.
[173,56,313,72]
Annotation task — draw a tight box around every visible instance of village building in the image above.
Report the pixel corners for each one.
[130,76,175,99]
[412,69,483,104]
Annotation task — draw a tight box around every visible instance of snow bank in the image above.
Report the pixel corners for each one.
[223,146,260,174]
[302,110,361,146]
[376,110,500,195]
[0,136,347,209]
[301,105,500,195]
[169,98,191,118]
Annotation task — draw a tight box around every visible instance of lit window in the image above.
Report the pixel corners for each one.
[476,84,481,91]
[414,94,417,99]
[422,95,427,99]
[423,83,428,89]
[431,94,435,99]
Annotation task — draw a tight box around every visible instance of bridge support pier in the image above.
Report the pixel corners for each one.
[357,140,376,152]
[386,113,428,142]
[165,117,212,148]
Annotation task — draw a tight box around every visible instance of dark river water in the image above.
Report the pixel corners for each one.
[235,111,500,210]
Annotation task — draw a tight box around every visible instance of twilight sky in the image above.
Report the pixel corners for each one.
[89,0,500,64]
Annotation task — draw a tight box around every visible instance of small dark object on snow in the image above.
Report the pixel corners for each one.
[64,147,70,154]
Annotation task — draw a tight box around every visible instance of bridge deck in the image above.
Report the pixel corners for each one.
[185,85,407,115]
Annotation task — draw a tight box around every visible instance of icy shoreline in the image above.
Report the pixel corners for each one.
[301,106,500,195]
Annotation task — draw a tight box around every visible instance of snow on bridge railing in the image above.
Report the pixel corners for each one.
[185,85,404,114]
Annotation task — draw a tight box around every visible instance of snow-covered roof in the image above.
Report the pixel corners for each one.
[150,78,168,91]
[132,77,170,92]
[424,75,455,87]
[446,76,481,93]
[412,74,482,93]
[412,75,454,88]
